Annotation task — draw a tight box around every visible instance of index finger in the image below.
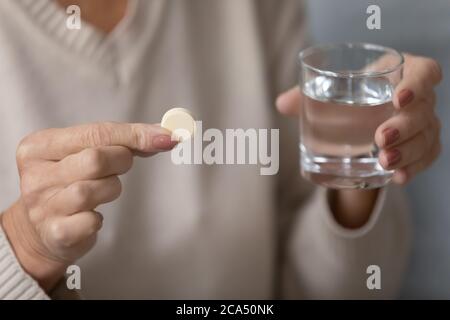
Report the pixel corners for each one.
[18,122,176,161]
[393,54,442,109]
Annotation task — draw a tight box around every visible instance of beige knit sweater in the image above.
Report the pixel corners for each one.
[0,0,411,299]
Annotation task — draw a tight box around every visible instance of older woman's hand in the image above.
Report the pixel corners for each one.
[276,53,442,228]
[374,54,442,184]
[0,122,177,292]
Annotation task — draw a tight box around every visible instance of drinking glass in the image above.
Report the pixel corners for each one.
[299,43,404,189]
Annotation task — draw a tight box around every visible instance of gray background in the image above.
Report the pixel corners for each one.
[305,0,450,298]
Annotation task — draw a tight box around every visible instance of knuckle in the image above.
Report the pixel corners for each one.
[20,174,38,198]
[69,182,91,206]
[131,123,148,150]
[48,220,72,248]
[28,208,43,226]
[19,167,46,201]
[16,136,34,165]
[82,148,107,176]
[84,122,114,146]
[425,58,443,83]
[428,59,442,82]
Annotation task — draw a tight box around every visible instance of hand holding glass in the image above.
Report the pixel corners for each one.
[299,43,403,189]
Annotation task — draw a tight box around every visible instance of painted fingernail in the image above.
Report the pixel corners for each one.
[397,89,414,108]
[385,149,401,167]
[382,127,400,146]
[152,135,178,150]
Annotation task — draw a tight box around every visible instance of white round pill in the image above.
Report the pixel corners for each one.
[161,108,196,141]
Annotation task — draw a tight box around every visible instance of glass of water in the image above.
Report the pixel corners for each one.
[299,43,404,189]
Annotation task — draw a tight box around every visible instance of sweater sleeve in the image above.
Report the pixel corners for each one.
[0,223,82,300]
[282,185,412,299]
[0,224,49,300]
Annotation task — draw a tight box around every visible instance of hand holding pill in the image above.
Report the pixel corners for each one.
[0,121,179,291]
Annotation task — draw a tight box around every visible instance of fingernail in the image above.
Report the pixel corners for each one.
[382,128,400,146]
[152,135,178,150]
[385,149,401,166]
[397,89,414,108]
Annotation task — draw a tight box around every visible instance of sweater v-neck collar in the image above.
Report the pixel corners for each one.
[12,0,163,85]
